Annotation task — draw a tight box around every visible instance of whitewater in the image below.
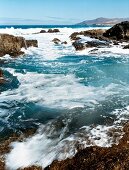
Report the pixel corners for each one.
[0,26,129,169]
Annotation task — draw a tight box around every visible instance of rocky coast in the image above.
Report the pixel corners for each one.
[0,22,129,170]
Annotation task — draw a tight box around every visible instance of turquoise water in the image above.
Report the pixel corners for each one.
[1,52,129,140]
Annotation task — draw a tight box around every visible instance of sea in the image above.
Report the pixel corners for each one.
[0,25,129,169]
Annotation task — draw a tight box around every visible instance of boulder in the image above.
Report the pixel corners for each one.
[61,41,67,45]
[26,40,38,48]
[103,21,129,40]
[52,38,61,44]
[0,34,25,57]
[48,29,60,33]
[123,44,129,49]
[0,34,38,57]
[40,30,46,33]
[72,41,86,51]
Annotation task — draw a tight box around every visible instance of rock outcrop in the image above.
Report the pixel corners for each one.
[123,44,129,49]
[48,29,60,33]
[40,30,46,33]
[72,41,86,51]
[26,40,38,48]
[72,40,109,51]
[0,69,5,84]
[103,21,129,40]
[70,29,107,41]
[45,123,129,170]
[0,34,38,57]
[52,38,61,44]
[52,38,67,45]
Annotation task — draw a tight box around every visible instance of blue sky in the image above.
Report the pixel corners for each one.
[0,0,129,24]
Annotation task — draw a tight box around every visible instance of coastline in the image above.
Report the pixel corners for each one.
[0,22,129,169]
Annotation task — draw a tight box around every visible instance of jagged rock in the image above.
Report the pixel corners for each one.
[123,44,129,49]
[61,41,67,44]
[26,40,38,48]
[103,21,129,40]
[72,40,109,51]
[72,41,86,51]
[45,123,129,170]
[0,69,5,84]
[86,41,109,48]
[40,30,46,33]
[48,29,60,33]
[70,29,107,41]
[52,38,61,44]
[70,32,80,40]
[0,34,38,57]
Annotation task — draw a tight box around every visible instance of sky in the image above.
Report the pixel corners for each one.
[0,0,129,25]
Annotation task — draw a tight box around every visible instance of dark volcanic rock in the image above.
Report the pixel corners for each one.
[123,44,129,49]
[72,40,109,51]
[61,41,67,45]
[40,30,46,33]
[0,34,38,57]
[0,69,5,84]
[52,38,61,44]
[26,40,38,48]
[103,21,129,40]
[72,41,86,51]
[86,41,109,48]
[48,29,60,33]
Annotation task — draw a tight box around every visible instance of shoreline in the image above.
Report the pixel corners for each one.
[0,22,129,170]
[1,122,129,170]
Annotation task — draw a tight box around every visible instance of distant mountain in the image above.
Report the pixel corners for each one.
[77,17,129,26]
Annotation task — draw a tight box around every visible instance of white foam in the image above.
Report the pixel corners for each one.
[5,121,124,169]
[0,69,120,109]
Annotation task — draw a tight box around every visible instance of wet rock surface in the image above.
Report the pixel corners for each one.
[1,124,129,170]
[72,40,109,51]
[72,41,86,51]
[0,34,38,57]
[52,38,61,44]
[103,21,129,40]
[0,69,5,84]
[123,44,129,49]
[71,21,129,51]
[45,123,129,170]
[48,29,60,33]
[52,38,67,45]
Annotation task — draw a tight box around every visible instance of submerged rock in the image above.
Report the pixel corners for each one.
[0,34,38,57]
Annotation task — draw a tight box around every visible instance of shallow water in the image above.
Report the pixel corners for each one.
[0,26,129,169]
